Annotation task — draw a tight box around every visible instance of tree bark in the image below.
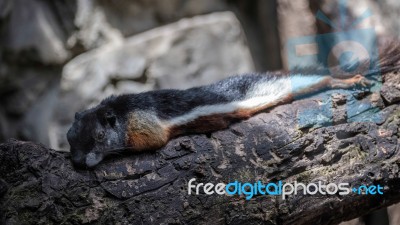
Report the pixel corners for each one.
[1,72,400,225]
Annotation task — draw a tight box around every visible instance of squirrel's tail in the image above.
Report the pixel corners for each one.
[374,42,400,76]
[326,41,400,79]
[289,41,400,78]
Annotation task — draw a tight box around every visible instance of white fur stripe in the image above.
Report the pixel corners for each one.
[167,75,324,126]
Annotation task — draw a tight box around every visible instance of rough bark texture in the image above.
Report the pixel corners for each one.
[1,71,400,225]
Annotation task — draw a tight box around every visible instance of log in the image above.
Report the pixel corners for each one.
[1,71,400,225]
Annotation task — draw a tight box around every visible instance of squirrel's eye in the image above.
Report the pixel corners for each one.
[96,131,105,140]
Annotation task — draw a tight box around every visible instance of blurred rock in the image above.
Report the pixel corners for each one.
[148,13,253,89]
[67,0,229,52]
[2,0,72,64]
[67,0,124,52]
[1,0,230,64]
[53,11,254,150]
[97,0,228,37]
[373,1,400,37]
[62,12,253,97]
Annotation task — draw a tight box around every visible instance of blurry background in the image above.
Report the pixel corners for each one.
[0,0,400,224]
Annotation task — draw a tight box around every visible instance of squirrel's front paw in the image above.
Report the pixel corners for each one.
[351,74,372,87]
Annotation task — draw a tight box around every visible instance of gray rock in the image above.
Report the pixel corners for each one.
[61,11,254,99]
[375,0,400,37]
[3,0,70,64]
[381,85,400,105]
[98,0,228,37]
[148,12,254,89]
[67,0,124,51]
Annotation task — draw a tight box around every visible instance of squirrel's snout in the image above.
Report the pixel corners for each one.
[70,152,87,169]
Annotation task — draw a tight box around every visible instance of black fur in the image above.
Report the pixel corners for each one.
[106,73,267,120]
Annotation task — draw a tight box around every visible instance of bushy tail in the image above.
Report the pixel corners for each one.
[291,41,400,79]
[374,42,400,76]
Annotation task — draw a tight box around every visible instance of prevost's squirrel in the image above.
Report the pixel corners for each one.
[67,44,400,169]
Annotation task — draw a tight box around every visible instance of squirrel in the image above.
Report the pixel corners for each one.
[67,44,400,169]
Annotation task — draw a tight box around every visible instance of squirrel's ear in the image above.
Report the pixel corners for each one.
[105,111,116,127]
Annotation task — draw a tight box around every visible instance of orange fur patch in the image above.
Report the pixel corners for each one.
[125,112,170,152]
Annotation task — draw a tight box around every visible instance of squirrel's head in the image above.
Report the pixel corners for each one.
[67,105,125,169]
